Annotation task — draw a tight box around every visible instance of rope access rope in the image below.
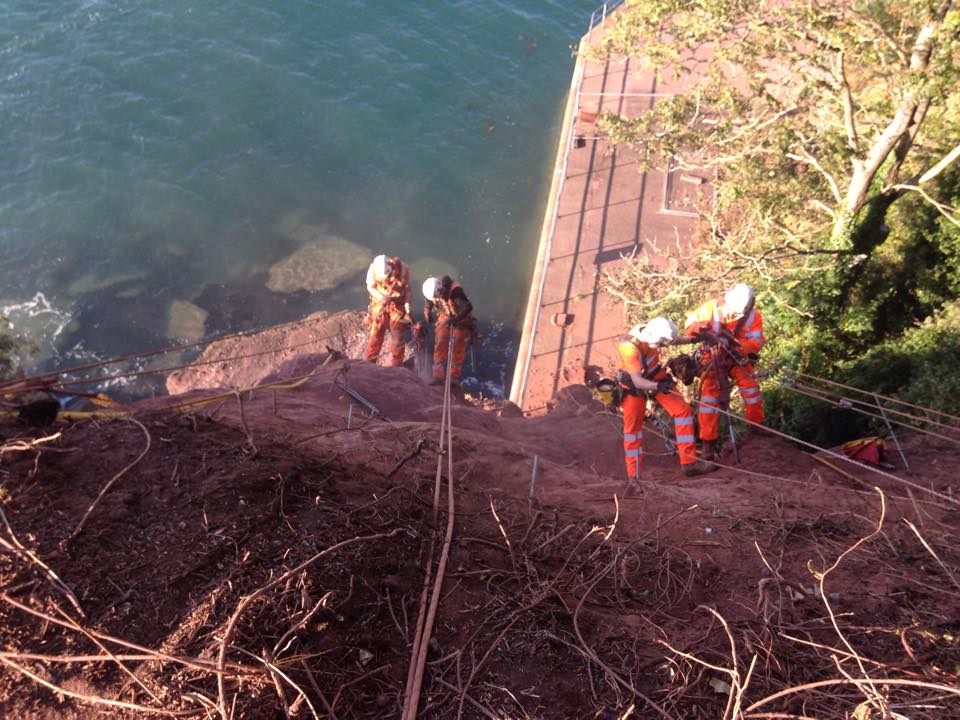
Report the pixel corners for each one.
[639,410,950,509]
[783,369,960,424]
[778,380,960,447]
[402,339,457,719]
[673,388,960,507]
[784,377,960,434]
[47,334,340,390]
[779,372,960,434]
[0,315,341,393]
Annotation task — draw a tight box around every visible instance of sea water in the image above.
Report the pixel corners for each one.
[0,0,597,395]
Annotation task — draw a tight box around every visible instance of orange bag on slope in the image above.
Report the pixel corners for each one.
[841,436,887,466]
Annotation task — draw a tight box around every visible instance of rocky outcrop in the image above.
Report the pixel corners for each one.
[164,309,367,394]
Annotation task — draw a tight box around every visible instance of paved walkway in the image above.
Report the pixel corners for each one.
[510,5,711,413]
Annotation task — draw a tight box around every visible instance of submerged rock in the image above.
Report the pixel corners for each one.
[67,270,146,298]
[266,230,369,294]
[273,208,310,238]
[167,299,208,341]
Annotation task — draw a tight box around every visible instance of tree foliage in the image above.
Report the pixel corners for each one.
[597,1,960,432]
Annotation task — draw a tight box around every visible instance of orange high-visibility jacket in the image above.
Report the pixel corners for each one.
[684,298,766,356]
[366,259,412,307]
[617,336,666,381]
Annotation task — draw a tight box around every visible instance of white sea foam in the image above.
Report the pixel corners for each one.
[1,292,72,367]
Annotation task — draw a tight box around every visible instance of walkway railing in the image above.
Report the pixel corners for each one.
[588,1,625,41]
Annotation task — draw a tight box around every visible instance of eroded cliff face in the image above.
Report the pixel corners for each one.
[165,309,369,395]
[2,320,957,719]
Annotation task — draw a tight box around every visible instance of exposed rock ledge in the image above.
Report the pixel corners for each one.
[165,309,368,394]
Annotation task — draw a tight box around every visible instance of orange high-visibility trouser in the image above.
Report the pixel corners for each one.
[698,362,764,441]
[622,390,697,480]
[432,315,471,380]
[365,302,407,366]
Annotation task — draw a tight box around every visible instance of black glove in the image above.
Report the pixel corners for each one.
[656,379,674,394]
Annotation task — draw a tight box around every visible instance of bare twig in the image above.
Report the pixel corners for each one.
[903,519,960,594]
[216,529,402,720]
[744,678,960,715]
[0,505,84,616]
[572,559,673,719]
[808,487,888,716]
[0,593,256,675]
[0,656,198,716]
[61,417,152,549]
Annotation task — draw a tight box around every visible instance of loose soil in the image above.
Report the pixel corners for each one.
[2,352,959,719]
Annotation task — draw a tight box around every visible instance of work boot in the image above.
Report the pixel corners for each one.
[683,459,717,477]
[700,440,716,461]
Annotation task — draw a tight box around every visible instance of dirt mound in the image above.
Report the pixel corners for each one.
[2,359,960,718]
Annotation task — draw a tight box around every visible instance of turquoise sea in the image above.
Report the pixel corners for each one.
[0,0,596,394]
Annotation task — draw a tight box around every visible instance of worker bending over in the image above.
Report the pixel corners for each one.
[617,317,716,482]
[684,283,766,460]
[423,275,474,385]
[365,254,413,366]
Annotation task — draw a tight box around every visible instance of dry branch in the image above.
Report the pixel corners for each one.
[62,417,152,549]
[215,529,401,720]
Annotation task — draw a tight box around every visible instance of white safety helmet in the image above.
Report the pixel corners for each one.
[724,283,755,319]
[372,254,390,279]
[630,317,678,347]
[422,277,439,300]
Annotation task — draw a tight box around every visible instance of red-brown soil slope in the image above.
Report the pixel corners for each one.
[2,355,958,719]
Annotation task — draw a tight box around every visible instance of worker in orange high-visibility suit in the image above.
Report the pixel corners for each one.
[683,283,766,460]
[364,254,413,366]
[617,317,716,483]
[423,276,474,385]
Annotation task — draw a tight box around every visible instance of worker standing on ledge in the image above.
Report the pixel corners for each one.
[617,317,716,482]
[683,282,766,461]
[364,254,413,366]
[423,275,474,386]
